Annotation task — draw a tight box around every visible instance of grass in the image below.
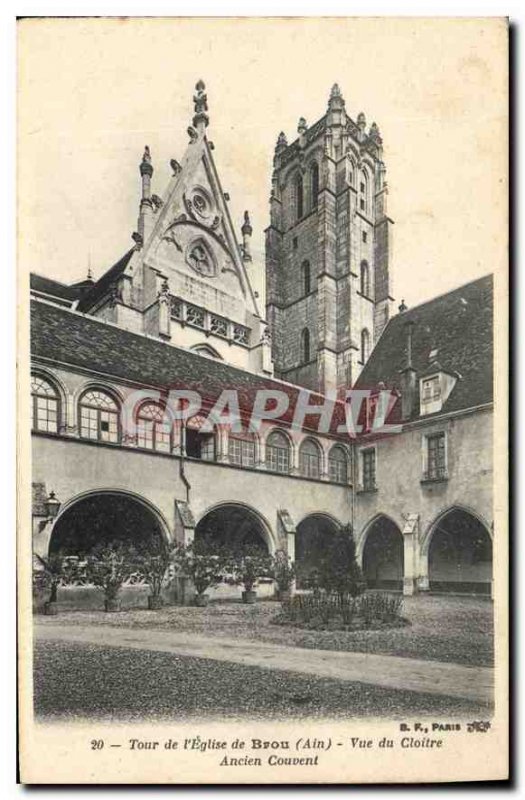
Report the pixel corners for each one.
[37,594,494,667]
[34,640,492,722]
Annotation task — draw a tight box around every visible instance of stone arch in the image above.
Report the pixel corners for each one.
[424,506,492,594]
[295,512,342,587]
[194,501,276,555]
[360,514,404,590]
[48,488,171,557]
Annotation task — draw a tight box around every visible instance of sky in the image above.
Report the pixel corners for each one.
[18,17,507,310]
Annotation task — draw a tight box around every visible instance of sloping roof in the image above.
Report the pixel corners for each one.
[30,274,82,305]
[30,298,346,434]
[356,274,493,419]
[77,248,135,312]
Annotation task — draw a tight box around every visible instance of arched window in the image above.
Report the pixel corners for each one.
[136,402,172,453]
[79,389,120,443]
[228,428,256,468]
[299,438,322,479]
[329,445,348,484]
[266,430,291,474]
[301,261,311,296]
[301,328,311,363]
[360,260,370,297]
[190,344,223,360]
[310,162,319,210]
[359,170,369,214]
[31,374,59,433]
[185,415,215,461]
[295,174,304,220]
[360,328,370,364]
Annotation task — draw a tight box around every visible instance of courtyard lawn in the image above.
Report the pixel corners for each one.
[36,593,493,668]
[34,640,491,722]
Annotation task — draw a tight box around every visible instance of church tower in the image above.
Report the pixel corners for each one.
[265,84,394,395]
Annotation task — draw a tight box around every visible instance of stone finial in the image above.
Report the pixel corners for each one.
[192,79,209,130]
[398,299,408,313]
[297,117,307,134]
[357,112,366,131]
[327,83,345,110]
[369,121,381,139]
[241,210,252,236]
[140,145,153,177]
[241,211,252,262]
[275,131,288,152]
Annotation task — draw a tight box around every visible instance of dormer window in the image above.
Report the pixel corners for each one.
[419,363,458,416]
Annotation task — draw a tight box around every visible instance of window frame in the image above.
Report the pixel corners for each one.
[328,445,349,484]
[31,373,60,434]
[299,438,322,479]
[265,430,291,475]
[423,430,448,482]
[78,388,121,444]
[136,401,172,453]
[361,446,377,491]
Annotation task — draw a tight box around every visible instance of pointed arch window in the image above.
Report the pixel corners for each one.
[136,402,172,453]
[329,445,348,484]
[295,174,304,220]
[299,438,322,479]
[359,170,369,214]
[360,328,370,365]
[310,162,319,210]
[266,430,291,474]
[31,374,59,433]
[301,328,311,363]
[79,389,120,443]
[360,260,370,297]
[301,261,311,296]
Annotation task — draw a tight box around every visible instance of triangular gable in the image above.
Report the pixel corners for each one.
[140,130,260,320]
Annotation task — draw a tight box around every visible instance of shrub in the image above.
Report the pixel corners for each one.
[134,548,172,599]
[33,552,69,604]
[225,545,273,593]
[85,542,137,607]
[271,551,296,592]
[171,539,228,598]
[318,526,366,601]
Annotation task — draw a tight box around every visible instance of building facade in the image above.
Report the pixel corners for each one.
[30,82,493,598]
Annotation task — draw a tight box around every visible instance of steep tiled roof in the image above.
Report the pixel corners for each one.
[356,275,493,419]
[77,248,135,312]
[30,274,81,305]
[30,299,346,435]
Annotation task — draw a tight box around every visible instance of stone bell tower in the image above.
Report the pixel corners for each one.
[265,84,394,395]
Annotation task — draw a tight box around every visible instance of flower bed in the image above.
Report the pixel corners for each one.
[273,592,409,631]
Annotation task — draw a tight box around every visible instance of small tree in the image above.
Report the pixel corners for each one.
[318,526,365,602]
[134,548,172,609]
[85,542,137,612]
[226,545,273,602]
[33,553,67,612]
[172,539,227,605]
[271,551,296,597]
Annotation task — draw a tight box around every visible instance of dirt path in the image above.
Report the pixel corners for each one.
[35,622,493,704]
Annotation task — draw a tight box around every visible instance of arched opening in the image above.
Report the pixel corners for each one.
[328,444,348,484]
[299,438,322,479]
[310,162,319,210]
[31,372,60,433]
[295,174,304,220]
[190,344,223,360]
[79,387,120,444]
[301,260,311,295]
[195,504,271,556]
[185,414,215,461]
[360,260,370,297]
[360,328,370,364]
[136,401,172,453]
[362,516,404,590]
[266,429,291,474]
[295,514,341,588]
[428,508,492,595]
[301,327,311,363]
[50,491,167,558]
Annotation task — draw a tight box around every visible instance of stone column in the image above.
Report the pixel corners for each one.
[417,550,430,592]
[402,513,419,596]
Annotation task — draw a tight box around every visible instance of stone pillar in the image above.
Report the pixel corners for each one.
[172,500,196,605]
[402,513,419,596]
[417,550,430,592]
[277,509,297,595]
[216,424,230,463]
